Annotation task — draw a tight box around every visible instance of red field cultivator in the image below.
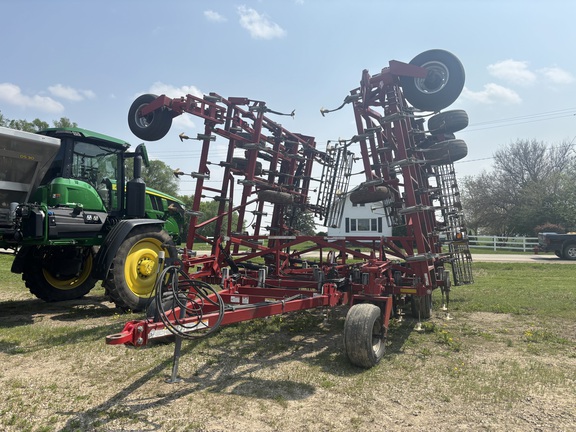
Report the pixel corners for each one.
[106,49,473,371]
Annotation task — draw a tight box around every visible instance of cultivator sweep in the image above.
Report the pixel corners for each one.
[107,49,473,369]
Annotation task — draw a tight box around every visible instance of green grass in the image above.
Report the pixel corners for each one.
[450,262,575,318]
[0,254,21,284]
[0,253,575,431]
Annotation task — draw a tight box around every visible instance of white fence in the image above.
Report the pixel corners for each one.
[467,235,538,252]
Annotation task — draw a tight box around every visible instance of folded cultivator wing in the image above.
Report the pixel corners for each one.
[107,49,473,370]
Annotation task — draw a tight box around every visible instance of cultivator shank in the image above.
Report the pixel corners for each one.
[109,49,473,369]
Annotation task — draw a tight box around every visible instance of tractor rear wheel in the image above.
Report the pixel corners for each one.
[23,246,97,302]
[128,94,173,141]
[343,303,386,368]
[400,49,465,112]
[104,227,177,311]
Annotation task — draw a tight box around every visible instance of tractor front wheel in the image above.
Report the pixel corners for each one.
[104,227,177,311]
[22,246,97,302]
[343,303,386,368]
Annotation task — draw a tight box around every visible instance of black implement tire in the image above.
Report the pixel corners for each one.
[562,243,576,260]
[22,246,97,302]
[418,132,455,149]
[343,303,386,368]
[428,110,469,134]
[400,50,465,112]
[232,157,263,175]
[104,227,177,311]
[258,190,294,205]
[426,139,468,165]
[411,294,432,320]
[128,94,173,141]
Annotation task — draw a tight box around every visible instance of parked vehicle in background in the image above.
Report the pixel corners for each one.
[538,232,576,260]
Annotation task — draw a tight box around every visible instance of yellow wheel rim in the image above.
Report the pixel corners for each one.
[124,237,168,298]
[43,253,93,290]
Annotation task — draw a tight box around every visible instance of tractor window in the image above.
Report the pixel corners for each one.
[150,195,163,211]
[71,141,120,187]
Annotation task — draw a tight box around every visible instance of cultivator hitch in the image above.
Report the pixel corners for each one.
[110,49,474,370]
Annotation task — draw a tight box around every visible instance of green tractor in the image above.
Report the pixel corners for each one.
[0,126,185,311]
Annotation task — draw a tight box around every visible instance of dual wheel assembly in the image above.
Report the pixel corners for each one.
[399,49,469,165]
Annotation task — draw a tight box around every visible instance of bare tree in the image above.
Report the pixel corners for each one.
[462,139,576,235]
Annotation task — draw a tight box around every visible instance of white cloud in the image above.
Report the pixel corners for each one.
[461,83,522,105]
[0,82,64,113]
[147,82,203,99]
[48,84,96,101]
[237,6,286,40]
[538,66,574,85]
[487,59,536,86]
[204,10,227,23]
[173,114,197,131]
[143,82,204,131]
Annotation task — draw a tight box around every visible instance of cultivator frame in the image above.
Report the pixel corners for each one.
[107,49,473,369]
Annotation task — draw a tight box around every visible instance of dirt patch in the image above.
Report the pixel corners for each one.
[0,292,575,431]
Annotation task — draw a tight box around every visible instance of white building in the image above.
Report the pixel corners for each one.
[326,196,392,237]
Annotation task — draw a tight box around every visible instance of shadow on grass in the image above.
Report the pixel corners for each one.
[57,306,418,431]
[0,294,134,355]
[0,294,121,328]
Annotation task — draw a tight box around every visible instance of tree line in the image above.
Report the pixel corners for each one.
[461,138,576,236]
[0,111,77,131]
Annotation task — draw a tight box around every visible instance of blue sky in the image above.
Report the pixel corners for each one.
[2,0,576,197]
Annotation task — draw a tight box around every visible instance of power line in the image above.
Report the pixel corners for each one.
[148,108,576,165]
[462,108,576,132]
[469,107,576,125]
[456,156,494,164]
[456,140,576,165]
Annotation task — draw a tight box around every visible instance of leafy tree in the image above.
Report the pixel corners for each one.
[6,118,49,132]
[0,111,77,131]
[52,117,77,128]
[284,206,317,235]
[179,195,242,241]
[461,139,576,235]
[140,159,179,197]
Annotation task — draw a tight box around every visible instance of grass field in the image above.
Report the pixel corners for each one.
[0,253,574,431]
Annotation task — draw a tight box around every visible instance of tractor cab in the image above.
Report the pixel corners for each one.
[36,128,132,215]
